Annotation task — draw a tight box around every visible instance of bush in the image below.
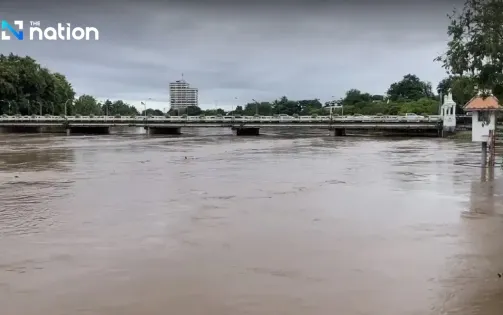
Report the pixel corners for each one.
[311,114,318,118]
[76,114,81,118]
[181,114,187,118]
[293,114,299,118]
[114,114,121,118]
[31,114,36,118]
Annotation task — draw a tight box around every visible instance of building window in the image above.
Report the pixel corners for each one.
[478,111,490,123]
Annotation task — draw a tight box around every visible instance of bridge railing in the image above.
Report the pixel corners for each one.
[0,115,443,123]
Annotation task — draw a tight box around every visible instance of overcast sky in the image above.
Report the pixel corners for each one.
[1,0,462,110]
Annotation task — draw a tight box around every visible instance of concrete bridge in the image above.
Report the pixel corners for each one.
[0,114,445,136]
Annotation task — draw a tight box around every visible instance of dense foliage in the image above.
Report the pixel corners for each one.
[0,54,139,116]
[435,0,503,101]
[0,54,480,117]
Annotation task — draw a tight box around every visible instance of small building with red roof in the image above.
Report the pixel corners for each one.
[464,94,502,142]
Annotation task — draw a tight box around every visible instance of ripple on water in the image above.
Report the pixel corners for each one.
[0,134,502,315]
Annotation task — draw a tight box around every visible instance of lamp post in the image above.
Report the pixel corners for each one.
[141,98,152,118]
[232,97,238,115]
[252,98,260,116]
[141,101,147,118]
[64,99,72,116]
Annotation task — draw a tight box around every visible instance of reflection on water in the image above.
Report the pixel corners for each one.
[0,132,503,315]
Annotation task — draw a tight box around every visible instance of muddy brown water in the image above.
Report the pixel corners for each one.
[1,128,503,315]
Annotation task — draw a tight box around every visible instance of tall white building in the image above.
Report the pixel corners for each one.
[169,79,198,109]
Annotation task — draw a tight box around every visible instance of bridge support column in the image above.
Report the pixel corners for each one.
[69,126,110,135]
[441,126,456,138]
[145,126,182,135]
[0,126,42,133]
[232,127,260,136]
[329,128,346,136]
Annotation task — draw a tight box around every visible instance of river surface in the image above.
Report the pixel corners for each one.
[1,128,503,315]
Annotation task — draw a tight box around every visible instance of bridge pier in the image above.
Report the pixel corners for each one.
[232,127,260,136]
[329,128,346,136]
[145,126,182,135]
[0,126,42,133]
[66,126,110,135]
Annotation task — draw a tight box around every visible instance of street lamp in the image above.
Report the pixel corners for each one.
[141,101,147,118]
[252,98,260,116]
[232,97,238,115]
[141,98,152,118]
[64,99,72,116]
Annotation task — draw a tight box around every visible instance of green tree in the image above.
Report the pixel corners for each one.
[234,105,244,115]
[271,96,301,115]
[435,0,503,99]
[243,101,273,116]
[0,54,75,115]
[74,95,102,115]
[298,99,323,115]
[342,89,372,105]
[387,74,434,101]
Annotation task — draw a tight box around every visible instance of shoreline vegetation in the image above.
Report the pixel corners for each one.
[0,54,471,119]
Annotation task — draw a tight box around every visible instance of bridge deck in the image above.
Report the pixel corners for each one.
[0,115,443,128]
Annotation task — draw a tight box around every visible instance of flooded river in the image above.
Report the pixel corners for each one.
[1,129,503,315]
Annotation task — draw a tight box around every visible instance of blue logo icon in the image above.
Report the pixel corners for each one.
[1,20,23,40]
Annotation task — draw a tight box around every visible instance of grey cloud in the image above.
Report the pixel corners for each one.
[1,0,461,109]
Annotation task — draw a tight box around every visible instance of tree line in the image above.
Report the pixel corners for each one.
[0,53,449,118]
[2,0,503,123]
[0,54,142,117]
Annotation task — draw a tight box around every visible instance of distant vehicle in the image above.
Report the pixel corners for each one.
[405,113,424,119]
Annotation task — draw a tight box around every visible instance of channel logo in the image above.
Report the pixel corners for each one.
[1,20,23,40]
[0,20,99,41]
